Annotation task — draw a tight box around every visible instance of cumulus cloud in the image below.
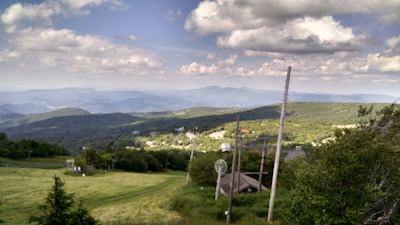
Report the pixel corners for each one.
[180,47,399,86]
[0,0,127,33]
[217,16,366,54]
[180,54,238,75]
[363,36,400,72]
[1,2,60,33]
[366,52,400,72]
[60,0,127,10]
[185,0,399,54]
[184,0,265,35]
[0,49,20,62]
[385,36,400,49]
[206,53,216,60]
[5,27,162,74]
[0,0,163,75]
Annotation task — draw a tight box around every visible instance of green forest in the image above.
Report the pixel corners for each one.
[0,102,390,154]
[0,102,399,224]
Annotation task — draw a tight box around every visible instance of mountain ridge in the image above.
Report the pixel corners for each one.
[0,86,397,115]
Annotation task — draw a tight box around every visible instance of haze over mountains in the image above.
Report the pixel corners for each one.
[0,86,398,114]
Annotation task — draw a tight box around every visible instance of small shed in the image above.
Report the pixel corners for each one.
[65,159,75,172]
[221,143,231,152]
[219,173,266,195]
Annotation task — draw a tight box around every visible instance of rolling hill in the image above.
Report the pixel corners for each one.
[0,102,391,154]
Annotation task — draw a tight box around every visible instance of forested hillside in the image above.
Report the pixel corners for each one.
[0,102,390,154]
[0,132,69,159]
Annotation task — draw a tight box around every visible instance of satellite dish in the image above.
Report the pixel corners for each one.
[215,159,227,174]
[214,159,228,200]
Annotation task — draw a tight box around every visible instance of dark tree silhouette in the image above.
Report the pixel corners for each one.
[30,176,99,225]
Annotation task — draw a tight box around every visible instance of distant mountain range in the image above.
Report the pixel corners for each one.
[0,86,397,114]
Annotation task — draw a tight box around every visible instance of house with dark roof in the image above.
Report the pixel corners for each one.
[219,173,267,195]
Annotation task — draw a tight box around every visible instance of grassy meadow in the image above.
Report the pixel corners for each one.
[0,164,185,225]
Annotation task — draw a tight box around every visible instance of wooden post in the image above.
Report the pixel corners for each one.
[185,130,196,186]
[267,66,291,223]
[237,133,242,193]
[258,138,267,191]
[226,115,239,223]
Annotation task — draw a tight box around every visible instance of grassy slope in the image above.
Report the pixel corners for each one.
[26,107,90,123]
[0,108,90,129]
[0,167,185,225]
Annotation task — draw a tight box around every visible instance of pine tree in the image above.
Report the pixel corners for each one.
[29,175,99,225]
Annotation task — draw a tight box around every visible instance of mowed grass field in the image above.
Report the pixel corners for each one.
[0,165,186,225]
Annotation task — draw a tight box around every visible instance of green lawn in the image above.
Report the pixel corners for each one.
[0,157,68,168]
[0,167,185,225]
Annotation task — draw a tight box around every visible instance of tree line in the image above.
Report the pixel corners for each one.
[0,133,70,159]
[73,147,191,173]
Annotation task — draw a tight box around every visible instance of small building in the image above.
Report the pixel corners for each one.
[65,159,75,172]
[219,173,266,194]
[221,143,231,152]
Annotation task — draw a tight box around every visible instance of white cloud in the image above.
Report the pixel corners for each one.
[206,53,216,60]
[185,0,398,54]
[1,0,128,33]
[385,36,400,49]
[0,0,163,75]
[180,62,218,75]
[6,27,163,74]
[180,47,399,86]
[184,0,265,35]
[0,2,60,33]
[128,35,138,41]
[180,54,238,75]
[181,0,400,93]
[0,49,21,62]
[216,16,365,54]
[218,54,238,65]
[366,51,400,72]
[187,0,400,29]
[248,0,400,23]
[60,0,128,11]
[361,36,400,72]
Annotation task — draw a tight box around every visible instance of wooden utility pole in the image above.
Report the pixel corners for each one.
[237,133,242,193]
[258,138,267,191]
[185,128,197,186]
[226,115,239,223]
[267,66,291,223]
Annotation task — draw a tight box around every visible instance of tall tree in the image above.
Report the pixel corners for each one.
[286,104,400,225]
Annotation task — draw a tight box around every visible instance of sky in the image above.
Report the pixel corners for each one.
[0,0,399,96]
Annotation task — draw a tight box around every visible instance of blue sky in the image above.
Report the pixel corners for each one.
[0,0,399,96]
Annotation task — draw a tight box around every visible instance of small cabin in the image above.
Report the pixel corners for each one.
[221,143,231,152]
[219,173,266,194]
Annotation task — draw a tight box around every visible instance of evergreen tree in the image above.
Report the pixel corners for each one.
[30,176,99,225]
[69,201,99,225]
